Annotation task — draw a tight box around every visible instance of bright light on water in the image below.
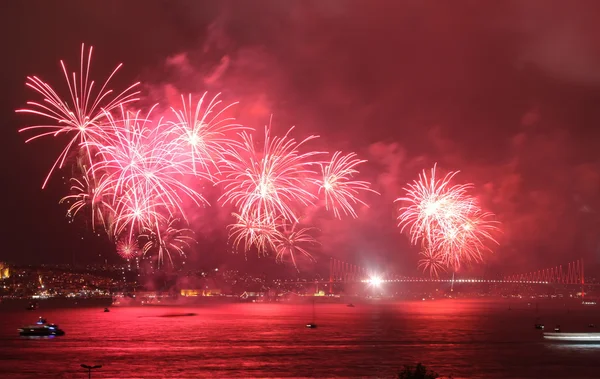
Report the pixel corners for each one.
[369,275,383,287]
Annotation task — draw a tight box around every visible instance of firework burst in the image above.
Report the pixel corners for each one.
[318,151,378,219]
[111,187,168,244]
[116,237,140,259]
[17,44,140,188]
[220,126,323,224]
[140,219,195,265]
[89,106,209,222]
[417,247,446,278]
[165,93,245,181]
[273,223,318,270]
[19,46,378,269]
[59,156,112,232]
[396,164,500,273]
[396,164,473,246]
[432,210,499,270]
[227,210,279,255]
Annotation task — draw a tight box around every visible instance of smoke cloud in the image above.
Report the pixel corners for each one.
[6,1,600,273]
[133,0,600,274]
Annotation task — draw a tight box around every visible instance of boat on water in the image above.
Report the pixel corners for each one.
[306,299,317,329]
[543,333,600,342]
[26,302,38,311]
[18,317,65,337]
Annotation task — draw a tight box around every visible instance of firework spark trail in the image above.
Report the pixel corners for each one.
[17,44,140,188]
[19,46,378,269]
[432,210,499,270]
[110,185,168,245]
[223,149,376,263]
[59,158,112,232]
[228,210,279,255]
[220,126,324,224]
[318,151,379,219]
[396,163,500,272]
[417,246,446,278]
[273,223,319,270]
[88,105,209,223]
[88,103,232,264]
[140,218,195,265]
[165,93,246,181]
[396,164,473,246]
[116,237,140,259]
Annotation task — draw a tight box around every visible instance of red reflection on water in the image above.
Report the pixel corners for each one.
[0,299,599,378]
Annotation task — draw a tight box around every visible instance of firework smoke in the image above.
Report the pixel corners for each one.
[18,45,376,269]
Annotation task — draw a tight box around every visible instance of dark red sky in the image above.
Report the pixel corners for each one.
[2,0,600,275]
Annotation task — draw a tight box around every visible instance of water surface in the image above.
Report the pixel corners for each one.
[1,299,599,378]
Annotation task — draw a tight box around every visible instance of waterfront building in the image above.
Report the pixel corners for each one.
[0,262,9,279]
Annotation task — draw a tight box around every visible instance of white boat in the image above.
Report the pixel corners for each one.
[544,333,600,342]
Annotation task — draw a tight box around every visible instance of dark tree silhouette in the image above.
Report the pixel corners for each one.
[398,363,439,379]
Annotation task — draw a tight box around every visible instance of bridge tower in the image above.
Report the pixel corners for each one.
[329,257,371,294]
[503,258,585,293]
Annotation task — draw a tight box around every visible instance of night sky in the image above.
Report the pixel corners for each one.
[2,0,600,275]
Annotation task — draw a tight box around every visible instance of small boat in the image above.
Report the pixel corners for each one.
[347,303,355,308]
[544,332,600,342]
[19,318,65,337]
[589,324,595,328]
[554,325,561,332]
[104,308,110,312]
[535,323,545,330]
[26,302,38,311]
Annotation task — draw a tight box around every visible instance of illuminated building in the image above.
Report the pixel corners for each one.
[180,288,222,297]
[0,262,9,279]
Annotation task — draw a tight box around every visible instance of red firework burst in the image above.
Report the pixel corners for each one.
[116,237,140,259]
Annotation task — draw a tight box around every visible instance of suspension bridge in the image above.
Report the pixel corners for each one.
[325,258,587,291]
